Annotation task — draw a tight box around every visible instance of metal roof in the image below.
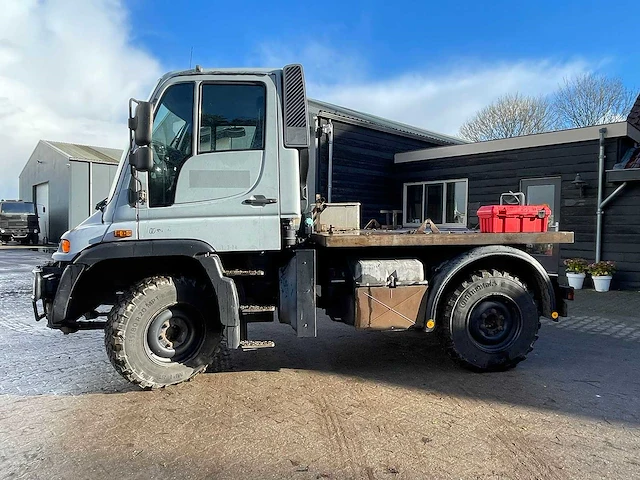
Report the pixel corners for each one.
[395,121,640,164]
[309,99,465,146]
[44,141,123,164]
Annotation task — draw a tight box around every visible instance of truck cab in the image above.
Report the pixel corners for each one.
[32,65,573,389]
[68,66,305,259]
[0,200,40,244]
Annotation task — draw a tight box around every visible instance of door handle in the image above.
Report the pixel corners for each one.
[243,195,277,206]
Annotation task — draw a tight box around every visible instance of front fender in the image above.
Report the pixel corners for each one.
[48,263,86,329]
[47,240,241,348]
[423,245,557,332]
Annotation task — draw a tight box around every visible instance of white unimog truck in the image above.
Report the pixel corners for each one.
[32,65,574,389]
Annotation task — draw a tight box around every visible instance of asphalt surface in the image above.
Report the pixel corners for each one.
[0,249,639,479]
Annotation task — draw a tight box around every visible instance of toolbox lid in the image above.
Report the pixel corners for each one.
[477,205,551,218]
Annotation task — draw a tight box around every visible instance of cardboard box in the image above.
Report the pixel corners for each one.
[354,285,427,330]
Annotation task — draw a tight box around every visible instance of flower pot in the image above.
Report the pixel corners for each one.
[566,272,586,290]
[592,275,612,292]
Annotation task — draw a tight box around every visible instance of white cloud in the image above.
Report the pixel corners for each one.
[311,60,592,136]
[257,42,591,137]
[253,41,367,85]
[0,0,161,198]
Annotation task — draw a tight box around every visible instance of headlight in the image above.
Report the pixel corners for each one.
[0,229,4,233]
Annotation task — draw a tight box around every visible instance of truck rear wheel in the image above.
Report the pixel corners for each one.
[105,276,222,389]
[440,270,540,372]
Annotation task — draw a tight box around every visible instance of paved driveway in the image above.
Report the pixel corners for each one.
[1,249,639,479]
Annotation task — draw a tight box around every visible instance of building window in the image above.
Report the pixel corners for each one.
[403,179,468,227]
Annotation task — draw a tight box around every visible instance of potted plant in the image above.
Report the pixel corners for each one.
[564,258,588,289]
[588,261,616,292]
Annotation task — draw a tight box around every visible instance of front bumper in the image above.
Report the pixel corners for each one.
[33,261,97,333]
[2,228,38,239]
[32,263,63,323]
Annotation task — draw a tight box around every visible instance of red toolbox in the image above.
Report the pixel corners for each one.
[477,205,551,233]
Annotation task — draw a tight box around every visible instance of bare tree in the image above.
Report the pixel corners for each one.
[553,73,636,128]
[459,93,556,142]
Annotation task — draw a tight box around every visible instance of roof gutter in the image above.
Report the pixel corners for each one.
[395,122,638,163]
[313,110,461,145]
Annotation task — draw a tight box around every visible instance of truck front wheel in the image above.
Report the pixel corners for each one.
[105,276,223,389]
[440,270,540,372]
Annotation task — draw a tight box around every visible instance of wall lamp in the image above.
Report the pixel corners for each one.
[572,173,588,198]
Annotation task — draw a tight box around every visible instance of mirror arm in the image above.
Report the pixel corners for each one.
[128,166,140,207]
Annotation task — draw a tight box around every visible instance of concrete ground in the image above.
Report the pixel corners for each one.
[0,249,639,480]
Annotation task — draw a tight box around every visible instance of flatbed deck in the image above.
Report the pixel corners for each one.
[310,230,575,248]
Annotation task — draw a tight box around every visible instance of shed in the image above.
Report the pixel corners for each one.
[19,141,123,243]
[394,115,640,290]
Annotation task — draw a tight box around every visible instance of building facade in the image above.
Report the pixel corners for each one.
[308,99,464,225]
[394,122,640,289]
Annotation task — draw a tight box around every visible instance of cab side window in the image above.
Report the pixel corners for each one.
[148,83,194,207]
[199,84,265,153]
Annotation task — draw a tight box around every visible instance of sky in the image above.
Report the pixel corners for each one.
[1,0,639,197]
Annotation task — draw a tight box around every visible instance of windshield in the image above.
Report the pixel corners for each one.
[0,202,35,214]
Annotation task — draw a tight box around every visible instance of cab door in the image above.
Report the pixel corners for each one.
[139,75,281,252]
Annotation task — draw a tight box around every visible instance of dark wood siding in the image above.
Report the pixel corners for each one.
[316,119,439,225]
[395,137,640,290]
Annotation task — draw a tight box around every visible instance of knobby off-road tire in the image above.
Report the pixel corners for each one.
[105,276,223,389]
[440,270,540,372]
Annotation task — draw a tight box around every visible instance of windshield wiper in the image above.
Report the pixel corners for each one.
[95,198,108,212]
[95,197,108,223]
[170,123,187,149]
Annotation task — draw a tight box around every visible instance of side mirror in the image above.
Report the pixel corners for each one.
[128,101,153,146]
[130,146,153,172]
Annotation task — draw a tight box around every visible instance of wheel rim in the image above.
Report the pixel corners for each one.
[145,306,204,363]
[466,295,522,352]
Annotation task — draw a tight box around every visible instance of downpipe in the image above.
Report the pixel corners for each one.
[322,120,334,202]
[314,116,320,205]
[595,127,627,262]
[595,128,606,262]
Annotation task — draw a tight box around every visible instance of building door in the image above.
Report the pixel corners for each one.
[34,182,49,244]
[520,177,561,272]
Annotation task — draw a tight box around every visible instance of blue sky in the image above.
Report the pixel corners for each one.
[129,0,638,83]
[0,0,638,197]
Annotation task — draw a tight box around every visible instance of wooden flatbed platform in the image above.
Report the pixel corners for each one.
[310,230,575,248]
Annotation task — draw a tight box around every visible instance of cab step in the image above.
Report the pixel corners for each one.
[239,340,276,351]
[240,305,276,324]
[240,305,276,314]
[225,269,265,277]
